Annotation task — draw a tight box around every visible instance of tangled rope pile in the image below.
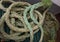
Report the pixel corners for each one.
[0,0,59,42]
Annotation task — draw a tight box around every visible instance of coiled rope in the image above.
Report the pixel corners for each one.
[0,0,59,42]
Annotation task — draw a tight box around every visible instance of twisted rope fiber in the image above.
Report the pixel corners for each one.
[0,0,59,42]
[6,2,43,41]
[0,1,32,40]
[0,1,43,41]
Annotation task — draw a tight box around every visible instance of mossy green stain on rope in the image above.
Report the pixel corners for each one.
[42,0,52,7]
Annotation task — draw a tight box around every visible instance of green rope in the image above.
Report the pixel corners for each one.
[23,0,52,42]
[23,6,34,42]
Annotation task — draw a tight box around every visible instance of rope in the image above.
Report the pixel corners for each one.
[0,0,59,42]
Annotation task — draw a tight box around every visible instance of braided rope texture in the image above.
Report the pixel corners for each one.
[0,0,59,42]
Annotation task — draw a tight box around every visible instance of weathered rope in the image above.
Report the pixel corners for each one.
[0,2,44,42]
[0,0,59,42]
